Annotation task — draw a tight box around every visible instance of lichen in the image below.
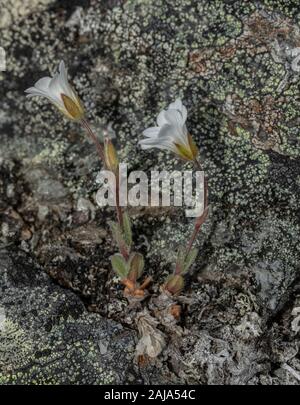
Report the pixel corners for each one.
[1,0,300,385]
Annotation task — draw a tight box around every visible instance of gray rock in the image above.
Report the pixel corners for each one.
[0,248,136,384]
[1,0,300,385]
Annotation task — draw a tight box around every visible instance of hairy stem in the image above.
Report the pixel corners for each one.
[81,118,124,232]
[81,118,105,163]
[115,170,124,229]
[175,159,208,274]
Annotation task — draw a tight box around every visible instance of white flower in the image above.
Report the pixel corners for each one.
[139,98,198,161]
[25,61,84,121]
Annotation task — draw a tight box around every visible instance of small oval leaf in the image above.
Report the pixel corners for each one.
[110,253,128,279]
[128,252,144,281]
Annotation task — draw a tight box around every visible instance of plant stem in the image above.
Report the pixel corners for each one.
[195,158,203,171]
[139,276,152,290]
[115,170,124,229]
[192,157,208,252]
[81,118,124,230]
[81,118,105,163]
[185,198,208,255]
[175,159,208,274]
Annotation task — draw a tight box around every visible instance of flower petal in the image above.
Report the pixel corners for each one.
[59,61,68,84]
[49,72,63,95]
[25,87,47,97]
[168,98,187,123]
[180,104,187,123]
[34,77,52,92]
[157,109,168,126]
[139,142,174,153]
[164,109,184,128]
[142,126,160,138]
[47,72,66,107]
[168,98,182,111]
[159,117,189,149]
[139,132,176,153]
[58,60,76,99]
[157,123,177,140]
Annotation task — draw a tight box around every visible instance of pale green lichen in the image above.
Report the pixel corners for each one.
[1,0,300,385]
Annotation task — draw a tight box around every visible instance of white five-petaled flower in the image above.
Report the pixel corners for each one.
[25,61,84,121]
[139,98,198,161]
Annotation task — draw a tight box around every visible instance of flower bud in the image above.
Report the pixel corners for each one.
[104,137,119,172]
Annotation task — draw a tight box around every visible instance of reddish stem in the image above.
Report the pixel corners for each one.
[115,170,124,229]
[175,160,209,275]
[81,119,124,233]
[139,276,152,290]
[81,119,105,163]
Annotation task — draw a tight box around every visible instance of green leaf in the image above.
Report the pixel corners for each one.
[110,253,129,279]
[175,246,186,273]
[164,274,185,295]
[182,247,199,274]
[122,212,132,248]
[128,252,144,281]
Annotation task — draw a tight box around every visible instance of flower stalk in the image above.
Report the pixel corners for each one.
[81,118,105,162]
[81,118,125,232]
[80,121,147,296]
[170,165,208,292]
[25,60,149,298]
[140,98,209,295]
[183,175,208,259]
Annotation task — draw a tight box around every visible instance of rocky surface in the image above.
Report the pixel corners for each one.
[0,248,137,384]
[0,0,300,384]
